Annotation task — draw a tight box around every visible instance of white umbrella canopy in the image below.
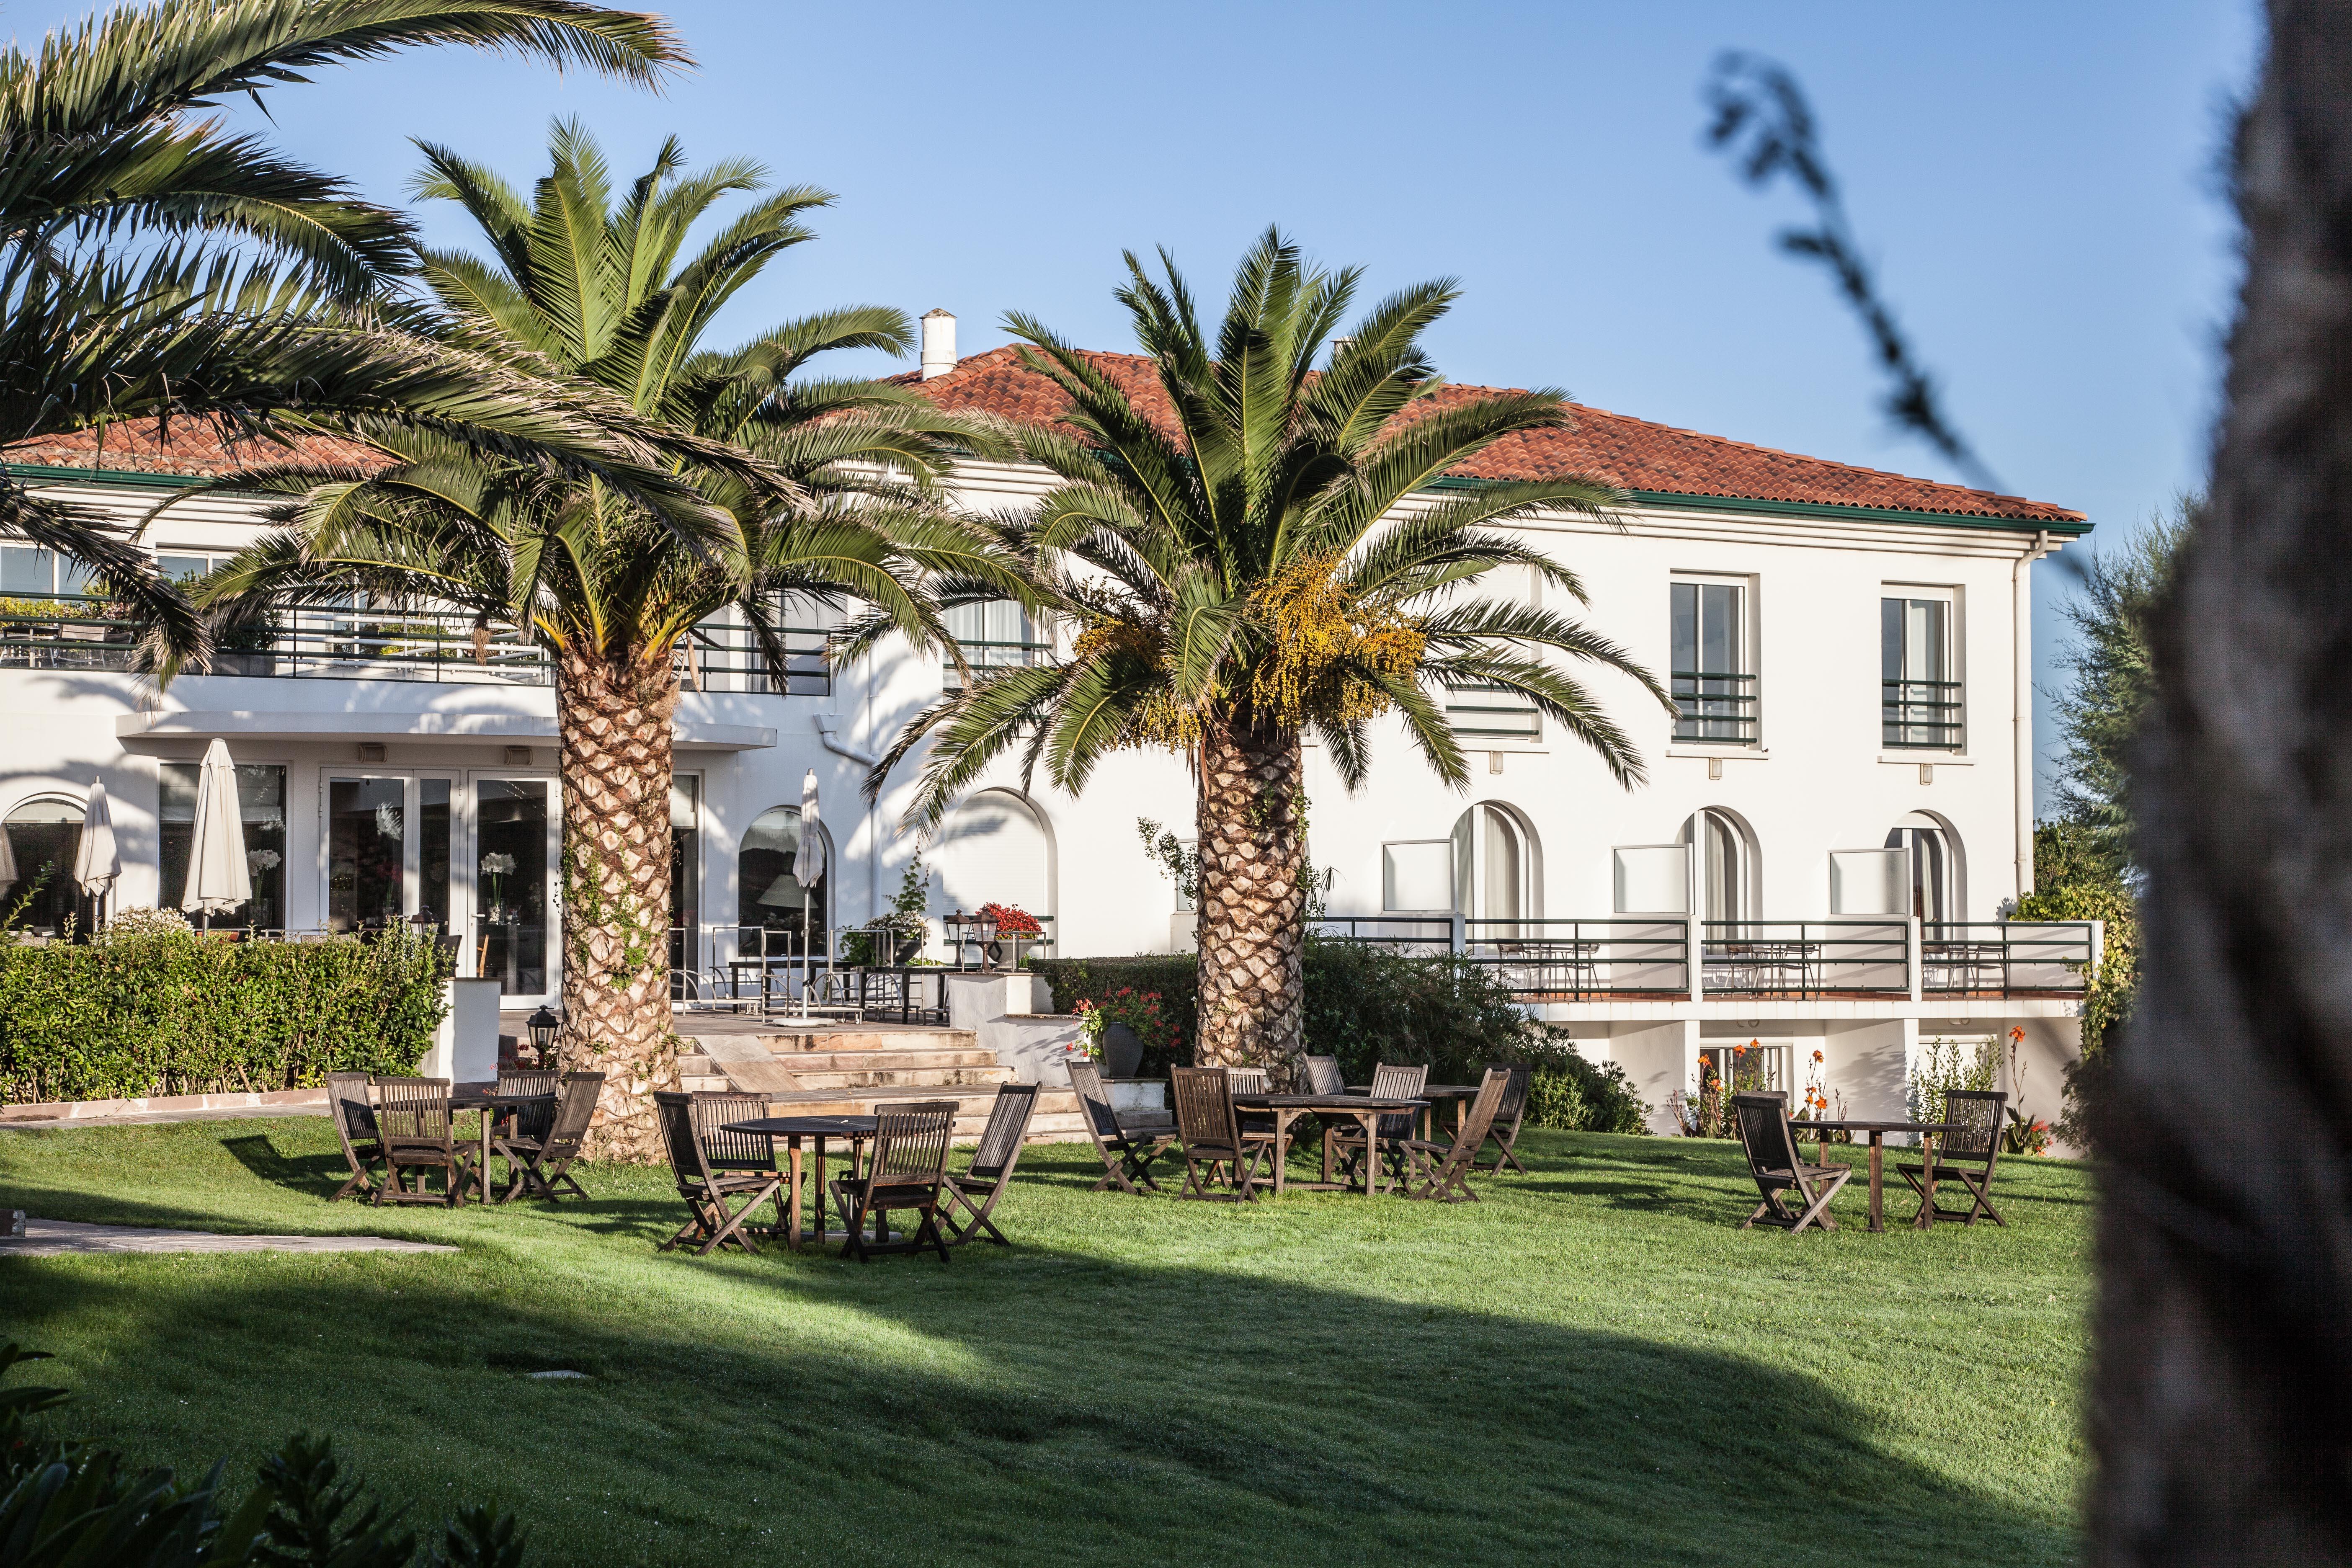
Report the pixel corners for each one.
[73,781,120,899]
[794,771,826,890]
[181,738,252,917]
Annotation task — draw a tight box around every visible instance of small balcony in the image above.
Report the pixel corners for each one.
[942,639,1054,692]
[1671,670,1758,744]
[1883,677,1963,748]
[1444,683,1541,742]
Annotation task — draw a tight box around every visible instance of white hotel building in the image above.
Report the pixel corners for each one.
[0,313,2097,1137]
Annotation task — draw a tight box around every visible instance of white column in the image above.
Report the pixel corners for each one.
[2012,531,2052,900]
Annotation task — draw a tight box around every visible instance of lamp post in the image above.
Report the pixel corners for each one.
[525,1004,558,1067]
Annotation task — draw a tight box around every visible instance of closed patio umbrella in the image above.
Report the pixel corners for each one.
[794,770,826,891]
[181,738,252,921]
[73,780,120,916]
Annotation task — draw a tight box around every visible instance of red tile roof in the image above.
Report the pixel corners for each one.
[3,421,380,479]
[899,345,2085,527]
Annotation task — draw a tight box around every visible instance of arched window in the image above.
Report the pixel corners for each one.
[1450,803,1537,928]
[2,795,87,936]
[1887,812,1964,923]
[1682,807,1758,927]
[739,806,828,938]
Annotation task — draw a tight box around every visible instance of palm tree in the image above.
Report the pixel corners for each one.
[0,0,689,650]
[201,123,1023,1157]
[881,230,1673,1081]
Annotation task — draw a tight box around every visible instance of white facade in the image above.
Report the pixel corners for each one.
[0,433,2093,1140]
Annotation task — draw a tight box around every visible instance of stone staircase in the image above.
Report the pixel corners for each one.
[676,1023,1085,1140]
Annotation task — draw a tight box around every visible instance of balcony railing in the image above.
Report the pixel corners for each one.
[1671,670,1758,744]
[1883,677,1963,748]
[1310,913,2094,1002]
[1444,683,1540,741]
[943,638,1054,692]
[0,595,827,692]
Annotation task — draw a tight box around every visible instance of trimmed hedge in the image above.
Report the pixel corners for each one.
[0,929,448,1104]
[1033,941,1649,1134]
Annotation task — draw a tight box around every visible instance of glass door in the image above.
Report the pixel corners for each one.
[324,776,411,934]
[470,775,556,1005]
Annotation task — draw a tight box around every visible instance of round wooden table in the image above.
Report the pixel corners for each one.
[722,1114,879,1250]
[1802,1119,1955,1232]
[1231,1094,1428,1196]
[449,1088,554,1205]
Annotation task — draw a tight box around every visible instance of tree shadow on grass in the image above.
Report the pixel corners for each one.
[0,1227,2079,1568]
[218,1133,347,1194]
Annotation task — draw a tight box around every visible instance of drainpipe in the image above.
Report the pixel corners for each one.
[814,713,882,923]
[2012,530,2053,901]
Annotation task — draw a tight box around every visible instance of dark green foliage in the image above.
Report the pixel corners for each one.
[1034,944,1650,1132]
[2017,823,2138,1149]
[0,1346,524,1568]
[0,929,446,1105]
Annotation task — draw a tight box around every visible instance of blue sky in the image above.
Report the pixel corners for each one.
[18,0,2260,803]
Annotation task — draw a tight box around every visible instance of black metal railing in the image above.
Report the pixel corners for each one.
[1702,919,1911,997]
[943,638,1055,691]
[1444,683,1541,741]
[677,620,831,696]
[1921,921,2093,995]
[1883,677,1963,748]
[1464,917,1691,998]
[1671,670,1758,743]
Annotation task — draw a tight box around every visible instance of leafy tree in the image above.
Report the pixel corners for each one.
[881,230,1669,1079]
[0,0,691,656]
[202,124,1020,1155]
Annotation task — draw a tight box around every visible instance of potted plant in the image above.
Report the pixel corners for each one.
[977,901,1043,968]
[859,854,931,966]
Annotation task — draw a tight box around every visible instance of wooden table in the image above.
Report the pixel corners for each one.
[1232,1094,1427,1196]
[722,1114,879,1250]
[1803,1119,1955,1233]
[1349,1082,1480,1142]
[450,1088,555,1205]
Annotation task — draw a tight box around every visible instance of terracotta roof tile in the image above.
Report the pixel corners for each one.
[900,345,2085,526]
[3,421,381,480]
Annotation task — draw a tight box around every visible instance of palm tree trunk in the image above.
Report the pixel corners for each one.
[1194,717,1307,1081]
[2097,4,2352,1558]
[552,645,681,1161]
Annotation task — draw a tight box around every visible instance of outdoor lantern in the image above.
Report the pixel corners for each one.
[526,1004,558,1064]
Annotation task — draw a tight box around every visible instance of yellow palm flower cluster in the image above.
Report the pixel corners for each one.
[1244,551,1425,729]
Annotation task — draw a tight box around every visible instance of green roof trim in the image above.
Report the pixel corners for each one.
[1422,473,2091,536]
[4,462,211,490]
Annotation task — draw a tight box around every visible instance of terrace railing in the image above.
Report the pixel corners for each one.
[942,638,1055,692]
[1462,917,1693,998]
[1701,918,1911,998]
[1883,677,1963,748]
[1671,670,1759,744]
[1922,921,2095,996]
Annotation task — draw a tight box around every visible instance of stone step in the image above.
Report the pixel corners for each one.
[754,1081,1088,1142]
[784,1065,1009,1091]
[763,1048,1000,1074]
[745,1028,980,1055]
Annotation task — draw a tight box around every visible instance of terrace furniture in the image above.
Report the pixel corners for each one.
[495,1069,560,1144]
[1303,1055,1346,1096]
[1397,1069,1513,1202]
[1730,1093,1852,1235]
[325,1071,382,1202]
[940,1083,1039,1247]
[1229,1091,1429,1197]
[452,1085,556,1204]
[1898,1090,2009,1228]
[1330,1063,1427,1184]
[1225,1065,1282,1155]
[373,1077,472,1207]
[1069,1059,1174,1195]
[1170,1066,1267,1202]
[653,1091,783,1256]
[717,1114,879,1251]
[1478,1063,1534,1173]
[494,1072,603,1202]
[830,1100,957,1263]
[1802,1116,1956,1233]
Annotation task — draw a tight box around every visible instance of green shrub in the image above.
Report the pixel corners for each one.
[0,927,447,1104]
[1034,943,1650,1133]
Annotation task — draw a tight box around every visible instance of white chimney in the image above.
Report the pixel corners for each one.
[920,309,956,380]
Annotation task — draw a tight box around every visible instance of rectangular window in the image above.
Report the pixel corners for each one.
[158,762,287,929]
[1882,592,1960,748]
[1671,578,1756,743]
[943,599,1050,690]
[1701,1041,1790,1097]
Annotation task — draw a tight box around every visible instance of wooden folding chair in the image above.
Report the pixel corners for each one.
[1328,1062,1426,1185]
[653,1091,780,1256]
[1478,1062,1533,1173]
[372,1077,471,1207]
[1398,1069,1512,1202]
[1169,1066,1267,1201]
[1069,1059,1173,1194]
[1900,1088,2010,1227]
[941,1083,1037,1246]
[325,1071,382,1202]
[495,1072,602,1202]
[1731,1092,1850,1234]
[831,1101,957,1263]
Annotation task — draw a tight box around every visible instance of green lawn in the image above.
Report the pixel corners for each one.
[0,1119,2090,1567]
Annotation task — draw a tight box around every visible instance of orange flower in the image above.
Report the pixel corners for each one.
[2010,1025,2026,1044]
[1812,1050,1824,1063]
